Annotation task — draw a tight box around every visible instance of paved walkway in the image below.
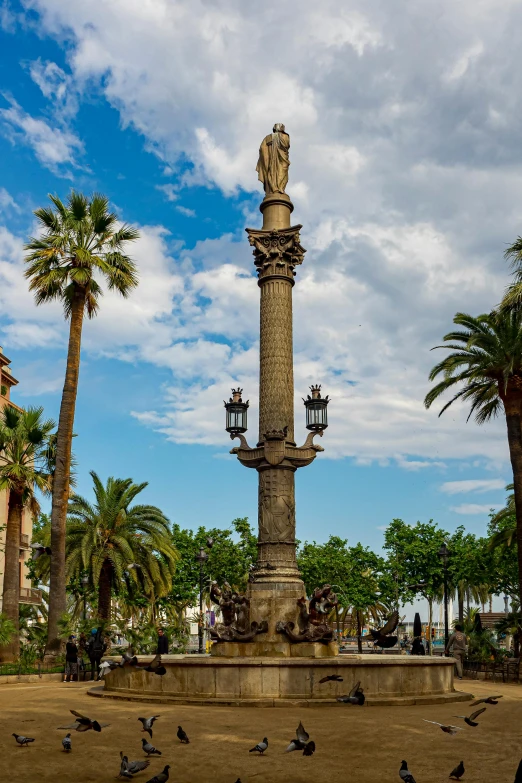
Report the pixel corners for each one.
[0,678,519,782]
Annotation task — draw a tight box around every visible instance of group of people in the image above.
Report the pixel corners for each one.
[64,629,108,682]
[63,627,170,682]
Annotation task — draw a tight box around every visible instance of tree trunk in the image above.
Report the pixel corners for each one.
[98,560,112,621]
[428,598,433,655]
[502,388,522,618]
[357,611,362,654]
[458,587,464,624]
[45,290,85,660]
[0,490,22,662]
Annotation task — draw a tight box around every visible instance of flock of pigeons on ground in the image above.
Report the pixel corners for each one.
[9,668,522,782]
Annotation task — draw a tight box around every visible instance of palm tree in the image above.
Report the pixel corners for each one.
[65,472,178,620]
[24,191,140,657]
[424,309,522,611]
[501,238,522,309]
[488,484,517,550]
[0,406,55,661]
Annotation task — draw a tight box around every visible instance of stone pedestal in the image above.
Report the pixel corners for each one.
[211,641,338,658]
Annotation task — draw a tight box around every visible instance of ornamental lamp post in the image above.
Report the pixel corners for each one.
[438,543,450,650]
[224,389,249,435]
[303,385,330,432]
[195,546,209,654]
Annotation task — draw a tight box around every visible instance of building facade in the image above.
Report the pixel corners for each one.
[0,347,42,610]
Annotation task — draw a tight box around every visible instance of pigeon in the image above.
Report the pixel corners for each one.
[141,739,162,756]
[337,680,365,705]
[249,737,268,754]
[515,759,522,783]
[370,610,399,649]
[62,733,72,752]
[30,543,51,559]
[470,695,503,706]
[285,722,309,752]
[144,765,170,783]
[12,733,35,746]
[177,725,190,743]
[59,709,109,732]
[318,674,343,683]
[449,761,465,780]
[453,707,486,727]
[138,716,160,739]
[303,740,316,756]
[423,720,463,735]
[118,752,150,778]
[99,660,120,678]
[144,654,167,676]
[122,648,139,667]
[399,760,416,783]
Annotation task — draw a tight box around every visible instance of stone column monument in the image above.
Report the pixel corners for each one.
[216,124,334,657]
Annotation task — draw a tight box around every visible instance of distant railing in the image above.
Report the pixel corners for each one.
[19,587,42,604]
[20,534,30,548]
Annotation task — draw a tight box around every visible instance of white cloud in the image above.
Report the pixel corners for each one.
[440,478,507,495]
[27,58,78,118]
[0,188,19,213]
[0,98,83,175]
[450,503,496,515]
[3,0,522,467]
[175,206,196,218]
[156,184,178,202]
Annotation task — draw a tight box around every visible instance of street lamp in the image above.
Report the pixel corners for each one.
[195,547,209,654]
[81,575,89,620]
[303,385,330,432]
[438,543,450,650]
[224,388,249,436]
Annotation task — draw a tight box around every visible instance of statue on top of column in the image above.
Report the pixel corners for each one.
[256,123,290,195]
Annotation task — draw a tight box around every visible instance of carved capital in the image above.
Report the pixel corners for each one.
[245,225,306,282]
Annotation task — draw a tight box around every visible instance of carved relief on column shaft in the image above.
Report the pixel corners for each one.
[259,279,295,443]
[258,466,296,544]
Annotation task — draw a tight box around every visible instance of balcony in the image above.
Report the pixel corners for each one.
[19,588,42,605]
[20,534,30,549]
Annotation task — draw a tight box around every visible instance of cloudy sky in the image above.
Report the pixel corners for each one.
[0,0,518,554]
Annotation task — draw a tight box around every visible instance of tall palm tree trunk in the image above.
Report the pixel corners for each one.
[356,611,363,654]
[0,490,22,662]
[502,389,522,618]
[45,292,85,659]
[98,560,113,621]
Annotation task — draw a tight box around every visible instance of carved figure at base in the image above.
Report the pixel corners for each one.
[209,581,268,643]
[276,585,338,644]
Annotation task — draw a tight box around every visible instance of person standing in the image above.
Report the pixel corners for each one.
[87,628,107,681]
[445,623,468,680]
[64,635,78,683]
[156,628,169,655]
[77,631,87,679]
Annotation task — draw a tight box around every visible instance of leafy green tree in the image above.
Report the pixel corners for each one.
[65,471,178,620]
[424,309,522,611]
[298,536,393,652]
[384,519,447,651]
[169,518,257,614]
[448,527,495,623]
[25,191,140,657]
[0,406,55,661]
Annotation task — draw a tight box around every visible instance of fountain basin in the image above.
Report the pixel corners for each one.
[90,654,472,707]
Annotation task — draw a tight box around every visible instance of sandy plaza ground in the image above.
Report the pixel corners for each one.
[0,678,520,783]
